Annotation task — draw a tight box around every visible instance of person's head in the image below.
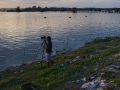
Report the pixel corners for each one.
[47,36,51,42]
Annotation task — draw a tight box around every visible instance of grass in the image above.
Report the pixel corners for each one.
[114,77,120,86]
[0,36,120,90]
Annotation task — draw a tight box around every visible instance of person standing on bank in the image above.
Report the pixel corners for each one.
[44,36,54,68]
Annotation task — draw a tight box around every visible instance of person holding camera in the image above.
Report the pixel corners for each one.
[44,36,54,68]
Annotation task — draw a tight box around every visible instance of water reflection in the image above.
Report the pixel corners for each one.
[0,12,120,71]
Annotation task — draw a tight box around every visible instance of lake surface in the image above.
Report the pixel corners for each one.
[0,12,120,71]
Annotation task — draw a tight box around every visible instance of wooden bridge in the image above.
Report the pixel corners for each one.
[73,8,120,13]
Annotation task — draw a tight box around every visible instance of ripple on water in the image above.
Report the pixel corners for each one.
[0,12,120,71]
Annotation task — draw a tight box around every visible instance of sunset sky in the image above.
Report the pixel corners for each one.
[0,0,120,8]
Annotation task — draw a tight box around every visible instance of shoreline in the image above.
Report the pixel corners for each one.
[0,36,120,90]
[0,48,72,72]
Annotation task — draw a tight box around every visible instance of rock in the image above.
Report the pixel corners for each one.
[90,77,95,80]
[26,68,29,70]
[65,60,70,64]
[73,59,77,62]
[76,80,80,83]
[10,68,14,71]
[76,56,80,59]
[20,70,24,73]
[111,74,116,79]
[38,62,40,64]
[113,66,120,70]
[1,76,4,79]
[71,81,75,83]
[61,64,64,66]
[92,51,101,55]
[107,83,116,90]
[53,64,57,66]
[21,83,33,90]
[81,77,86,81]
[68,81,71,84]
[62,59,72,66]
[96,62,98,64]
[70,60,73,64]
[81,81,99,89]
[88,77,95,81]
[94,68,97,71]
[109,81,114,83]
[83,67,87,69]
[100,73,105,76]
[82,55,86,58]
[97,87,103,90]
[106,46,111,48]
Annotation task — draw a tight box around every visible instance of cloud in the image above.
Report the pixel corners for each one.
[1,0,120,4]
[37,0,60,3]
[12,0,59,2]
[0,2,4,4]
[62,0,120,3]
[0,0,120,8]
[60,0,78,2]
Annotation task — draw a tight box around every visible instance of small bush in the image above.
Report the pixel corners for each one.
[85,36,120,45]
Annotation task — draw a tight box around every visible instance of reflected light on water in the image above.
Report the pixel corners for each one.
[0,12,120,71]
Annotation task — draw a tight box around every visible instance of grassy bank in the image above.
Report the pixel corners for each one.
[0,36,120,90]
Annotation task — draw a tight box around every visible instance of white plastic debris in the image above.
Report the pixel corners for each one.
[100,82,105,87]
[89,82,99,89]
[113,66,120,69]
[76,56,80,59]
[81,81,99,89]
[99,80,107,89]
[90,77,95,80]
[81,82,89,88]
[81,77,86,81]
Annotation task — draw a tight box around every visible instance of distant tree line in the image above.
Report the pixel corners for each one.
[6,6,73,12]
[2,6,120,13]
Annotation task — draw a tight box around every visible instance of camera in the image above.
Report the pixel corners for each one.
[41,36,46,39]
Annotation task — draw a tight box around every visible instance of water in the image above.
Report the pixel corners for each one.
[0,12,120,71]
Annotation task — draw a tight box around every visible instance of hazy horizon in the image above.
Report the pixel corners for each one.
[0,0,120,8]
